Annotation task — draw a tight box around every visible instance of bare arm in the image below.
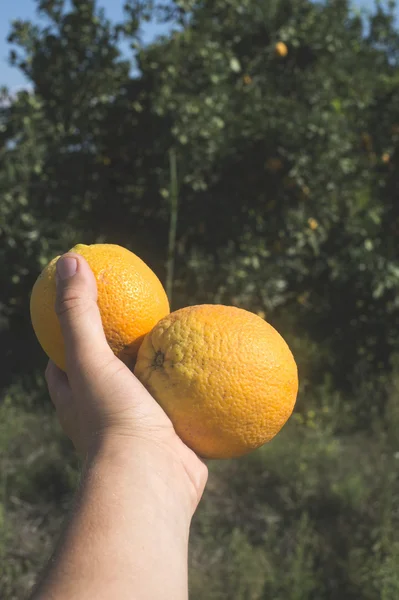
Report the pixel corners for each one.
[30,254,207,600]
[32,439,193,600]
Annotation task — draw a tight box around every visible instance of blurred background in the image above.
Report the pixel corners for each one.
[1,0,399,598]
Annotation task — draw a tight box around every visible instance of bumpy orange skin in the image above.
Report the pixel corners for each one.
[134,305,298,459]
[30,244,170,371]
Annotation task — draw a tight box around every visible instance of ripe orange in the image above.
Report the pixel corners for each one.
[308,217,319,230]
[30,243,170,371]
[265,157,284,172]
[275,41,288,58]
[361,132,373,152]
[134,305,298,459]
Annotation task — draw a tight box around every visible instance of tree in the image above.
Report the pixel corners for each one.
[2,1,399,598]
[123,0,399,396]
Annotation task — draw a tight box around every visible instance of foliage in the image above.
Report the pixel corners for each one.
[1,0,399,598]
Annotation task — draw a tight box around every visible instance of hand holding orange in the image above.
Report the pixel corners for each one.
[30,243,170,371]
[31,243,298,459]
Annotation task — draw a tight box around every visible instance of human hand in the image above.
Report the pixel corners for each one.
[45,253,208,513]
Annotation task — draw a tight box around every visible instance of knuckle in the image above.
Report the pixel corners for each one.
[44,362,51,382]
[45,369,54,389]
[55,292,95,319]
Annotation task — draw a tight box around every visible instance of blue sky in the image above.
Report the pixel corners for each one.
[0,0,392,90]
[0,0,170,90]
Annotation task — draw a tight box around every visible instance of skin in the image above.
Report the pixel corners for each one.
[29,253,208,600]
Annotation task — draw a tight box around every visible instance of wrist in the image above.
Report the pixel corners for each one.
[84,432,195,528]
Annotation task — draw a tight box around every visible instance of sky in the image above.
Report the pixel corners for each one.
[0,0,170,90]
[0,0,394,91]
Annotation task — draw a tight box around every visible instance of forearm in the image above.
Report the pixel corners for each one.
[31,438,192,600]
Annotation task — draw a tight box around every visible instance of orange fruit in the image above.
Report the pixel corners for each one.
[30,243,170,371]
[265,157,284,172]
[134,305,298,459]
[275,42,288,58]
[361,132,373,152]
[382,152,390,164]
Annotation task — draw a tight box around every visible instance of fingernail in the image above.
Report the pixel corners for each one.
[56,256,77,281]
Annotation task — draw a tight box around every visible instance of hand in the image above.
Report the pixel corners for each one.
[45,253,207,513]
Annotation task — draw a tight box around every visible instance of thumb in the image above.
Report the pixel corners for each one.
[55,253,114,377]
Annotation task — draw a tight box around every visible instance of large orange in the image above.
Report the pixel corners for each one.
[30,243,170,371]
[134,305,298,459]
